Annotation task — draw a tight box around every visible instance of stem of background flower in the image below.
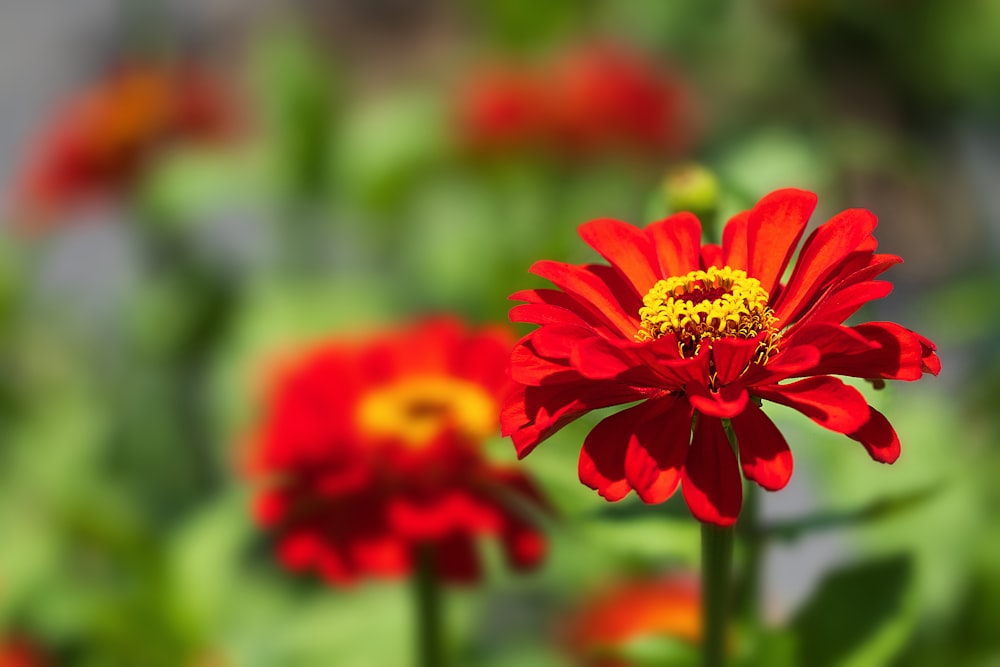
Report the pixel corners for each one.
[414,545,445,667]
[702,522,734,667]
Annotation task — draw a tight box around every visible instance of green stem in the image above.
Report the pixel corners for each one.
[738,482,762,631]
[701,522,734,667]
[414,545,445,667]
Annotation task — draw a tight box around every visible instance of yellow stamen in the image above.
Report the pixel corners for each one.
[636,266,779,361]
[355,376,497,448]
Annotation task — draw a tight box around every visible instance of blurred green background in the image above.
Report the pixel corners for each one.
[0,1,998,665]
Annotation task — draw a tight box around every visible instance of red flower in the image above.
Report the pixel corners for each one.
[0,637,50,667]
[502,188,940,526]
[547,44,694,157]
[250,319,549,584]
[564,574,700,667]
[453,64,549,156]
[11,61,234,231]
[452,43,694,160]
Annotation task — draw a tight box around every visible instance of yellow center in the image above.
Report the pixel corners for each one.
[355,376,497,448]
[636,266,779,360]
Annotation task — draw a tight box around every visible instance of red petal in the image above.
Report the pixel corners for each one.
[794,280,893,327]
[774,207,878,325]
[722,210,749,271]
[623,397,693,503]
[579,403,653,501]
[579,218,661,293]
[509,338,577,386]
[681,415,742,526]
[510,302,591,327]
[741,344,821,385]
[701,243,723,269]
[712,336,764,385]
[646,212,702,277]
[746,189,818,295]
[687,382,749,418]
[848,406,900,463]
[916,332,940,376]
[503,382,646,457]
[731,402,793,491]
[530,260,639,336]
[753,376,869,434]
[798,322,935,381]
[510,287,625,339]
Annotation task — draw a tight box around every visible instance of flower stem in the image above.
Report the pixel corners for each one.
[701,522,734,667]
[414,545,445,667]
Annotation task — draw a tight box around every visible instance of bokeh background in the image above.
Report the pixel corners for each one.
[0,1,998,665]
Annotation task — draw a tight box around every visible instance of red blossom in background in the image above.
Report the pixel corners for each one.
[454,43,695,159]
[503,188,940,526]
[0,637,50,667]
[249,319,550,584]
[10,61,235,231]
[563,574,700,667]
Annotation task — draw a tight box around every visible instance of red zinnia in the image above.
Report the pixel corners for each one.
[502,188,940,526]
[250,318,549,584]
[11,61,234,231]
[547,43,693,157]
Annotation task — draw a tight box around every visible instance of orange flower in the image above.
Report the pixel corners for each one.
[249,319,549,584]
[564,574,700,667]
[11,61,234,231]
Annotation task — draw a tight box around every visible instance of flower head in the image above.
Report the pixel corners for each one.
[250,318,549,584]
[0,636,50,667]
[563,573,700,667]
[11,61,235,231]
[503,188,940,526]
[452,43,695,160]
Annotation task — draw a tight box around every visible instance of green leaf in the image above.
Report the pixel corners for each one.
[791,554,914,667]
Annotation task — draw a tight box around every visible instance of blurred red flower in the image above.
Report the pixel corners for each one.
[564,574,700,667]
[547,44,694,157]
[453,43,694,159]
[453,63,550,155]
[0,637,50,667]
[10,61,235,231]
[503,188,940,526]
[249,318,549,584]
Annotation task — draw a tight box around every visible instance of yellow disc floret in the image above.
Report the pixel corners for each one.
[636,266,779,360]
[356,376,497,449]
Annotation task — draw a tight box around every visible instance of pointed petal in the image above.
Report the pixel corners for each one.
[687,382,749,418]
[530,260,639,336]
[793,280,893,327]
[746,189,818,295]
[503,382,646,457]
[731,402,793,491]
[579,218,661,293]
[774,207,878,325]
[753,376,869,434]
[624,397,693,503]
[701,243,723,269]
[646,211,702,277]
[681,415,742,526]
[722,210,749,270]
[712,336,765,385]
[848,406,900,463]
[579,403,652,501]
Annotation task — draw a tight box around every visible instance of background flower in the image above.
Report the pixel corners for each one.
[249,318,549,584]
